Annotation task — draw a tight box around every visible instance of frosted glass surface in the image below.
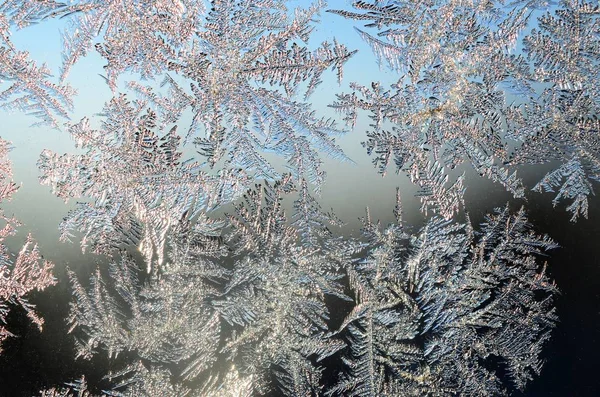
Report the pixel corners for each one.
[0,1,598,396]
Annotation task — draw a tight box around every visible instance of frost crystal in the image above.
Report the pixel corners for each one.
[64,177,348,395]
[0,2,74,127]
[39,376,102,397]
[63,191,557,395]
[216,177,348,395]
[331,0,600,221]
[38,95,248,270]
[329,205,558,396]
[52,0,206,88]
[0,1,578,396]
[39,0,356,268]
[0,139,55,352]
[129,0,355,189]
[328,0,533,218]
[509,0,600,221]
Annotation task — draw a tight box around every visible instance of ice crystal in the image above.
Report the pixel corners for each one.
[0,2,75,127]
[38,94,249,269]
[62,185,557,396]
[39,376,102,397]
[328,1,535,218]
[0,1,578,396]
[52,0,206,88]
[0,1,68,29]
[0,139,55,352]
[331,0,600,222]
[216,177,348,395]
[39,365,188,397]
[62,176,348,396]
[292,178,343,247]
[65,231,224,393]
[39,0,357,270]
[38,364,255,397]
[129,0,355,189]
[509,0,600,221]
[67,245,223,381]
[328,204,558,396]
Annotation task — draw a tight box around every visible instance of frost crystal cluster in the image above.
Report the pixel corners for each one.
[0,139,55,352]
[330,204,557,396]
[1,0,598,396]
[43,192,558,396]
[330,0,599,221]
[0,1,75,127]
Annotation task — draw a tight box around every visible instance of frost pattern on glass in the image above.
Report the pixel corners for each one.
[50,0,206,89]
[0,1,587,396]
[328,0,533,218]
[0,1,75,127]
[330,0,600,222]
[216,177,348,395]
[0,139,56,352]
[329,204,558,396]
[37,0,357,272]
[509,0,600,221]
[62,176,347,395]
[60,193,557,396]
[129,0,355,190]
[38,94,248,270]
[66,245,223,382]
[39,376,100,397]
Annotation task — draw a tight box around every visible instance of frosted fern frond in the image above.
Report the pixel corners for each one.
[0,138,56,353]
[328,1,537,218]
[0,0,70,28]
[66,264,128,360]
[40,365,189,397]
[131,0,355,189]
[0,10,75,127]
[509,1,600,220]
[410,160,466,219]
[0,139,19,203]
[38,95,249,269]
[328,204,558,396]
[51,0,205,87]
[39,376,105,397]
[291,178,343,247]
[0,233,57,352]
[0,44,75,127]
[246,37,356,99]
[104,362,190,397]
[533,157,593,221]
[215,178,347,395]
[524,0,600,93]
[64,186,348,395]
[67,240,225,385]
[329,1,532,80]
[56,191,557,395]
[331,79,526,217]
